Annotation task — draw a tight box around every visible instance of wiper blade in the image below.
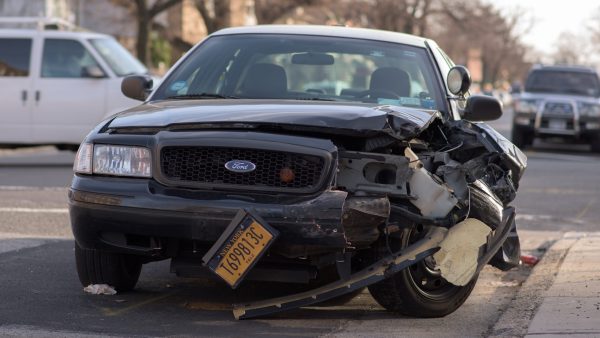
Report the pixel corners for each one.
[167,93,239,100]
[291,97,337,101]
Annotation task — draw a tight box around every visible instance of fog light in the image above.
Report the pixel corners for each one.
[280,167,295,183]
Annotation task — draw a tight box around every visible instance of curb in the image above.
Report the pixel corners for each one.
[488,235,577,337]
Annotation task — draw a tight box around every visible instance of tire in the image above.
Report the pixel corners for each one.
[511,125,533,149]
[590,135,600,153]
[75,242,142,292]
[367,228,478,318]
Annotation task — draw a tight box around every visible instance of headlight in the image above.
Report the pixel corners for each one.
[74,143,93,174]
[514,99,538,114]
[93,145,152,177]
[578,102,600,117]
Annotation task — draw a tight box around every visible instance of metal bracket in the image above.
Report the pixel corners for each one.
[232,226,447,319]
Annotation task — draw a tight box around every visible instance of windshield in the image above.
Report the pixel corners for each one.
[525,70,600,97]
[89,38,147,77]
[152,34,443,110]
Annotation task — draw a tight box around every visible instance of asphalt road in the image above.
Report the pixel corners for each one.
[0,109,598,336]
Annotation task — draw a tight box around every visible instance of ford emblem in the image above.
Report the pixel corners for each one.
[225,160,256,173]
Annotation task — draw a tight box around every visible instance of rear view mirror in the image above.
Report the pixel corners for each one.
[292,52,334,65]
[81,65,105,78]
[463,95,503,121]
[121,75,153,101]
[447,66,471,96]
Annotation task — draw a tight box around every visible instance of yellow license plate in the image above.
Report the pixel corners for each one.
[202,210,278,288]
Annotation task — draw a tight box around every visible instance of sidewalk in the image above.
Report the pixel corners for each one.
[526,232,600,337]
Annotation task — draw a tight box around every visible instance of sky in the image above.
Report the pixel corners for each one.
[491,0,599,55]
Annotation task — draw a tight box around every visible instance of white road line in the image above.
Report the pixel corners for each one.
[0,207,68,214]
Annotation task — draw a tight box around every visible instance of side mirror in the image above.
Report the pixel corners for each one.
[81,65,105,78]
[463,95,503,121]
[447,66,471,96]
[121,75,153,101]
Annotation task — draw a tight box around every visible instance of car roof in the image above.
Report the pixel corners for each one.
[531,64,598,74]
[211,25,429,48]
[0,28,110,39]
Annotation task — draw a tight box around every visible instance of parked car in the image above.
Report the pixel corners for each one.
[511,65,600,152]
[0,17,148,150]
[70,25,527,319]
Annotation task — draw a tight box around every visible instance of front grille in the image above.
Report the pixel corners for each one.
[543,102,573,115]
[160,147,326,191]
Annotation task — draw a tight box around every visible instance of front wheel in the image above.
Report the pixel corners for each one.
[75,242,142,292]
[368,228,478,317]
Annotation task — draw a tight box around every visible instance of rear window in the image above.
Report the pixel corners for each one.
[525,70,600,97]
[0,38,31,77]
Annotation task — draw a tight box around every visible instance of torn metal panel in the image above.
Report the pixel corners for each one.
[405,148,458,218]
[433,218,491,286]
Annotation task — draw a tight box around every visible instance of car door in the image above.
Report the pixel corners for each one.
[32,37,107,144]
[0,35,36,143]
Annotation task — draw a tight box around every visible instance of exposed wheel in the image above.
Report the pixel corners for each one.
[367,227,478,317]
[75,242,142,292]
[511,125,533,149]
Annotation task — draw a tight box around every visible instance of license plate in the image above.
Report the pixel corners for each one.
[202,210,278,289]
[548,119,567,130]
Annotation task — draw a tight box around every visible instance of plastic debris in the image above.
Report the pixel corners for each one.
[520,254,540,266]
[83,284,117,295]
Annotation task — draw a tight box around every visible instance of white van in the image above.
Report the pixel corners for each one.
[0,17,147,149]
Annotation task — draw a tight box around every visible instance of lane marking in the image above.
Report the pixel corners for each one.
[0,207,68,214]
[576,198,597,220]
[521,188,597,196]
[101,291,177,316]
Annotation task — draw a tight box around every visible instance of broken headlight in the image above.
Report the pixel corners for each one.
[513,99,538,114]
[578,102,600,118]
[74,144,152,178]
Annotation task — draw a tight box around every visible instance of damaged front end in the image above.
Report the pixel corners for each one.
[234,107,526,319]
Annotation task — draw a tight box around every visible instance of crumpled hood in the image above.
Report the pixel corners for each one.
[107,99,441,139]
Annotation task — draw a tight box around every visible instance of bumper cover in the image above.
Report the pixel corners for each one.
[69,175,348,258]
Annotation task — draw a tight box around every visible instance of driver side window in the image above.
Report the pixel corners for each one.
[41,39,101,78]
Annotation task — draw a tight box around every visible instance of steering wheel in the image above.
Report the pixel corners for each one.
[355,89,401,100]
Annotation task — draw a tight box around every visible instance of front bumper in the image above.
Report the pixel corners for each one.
[514,110,600,139]
[69,175,349,258]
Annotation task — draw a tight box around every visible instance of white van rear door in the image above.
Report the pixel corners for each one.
[0,35,35,143]
[32,38,107,144]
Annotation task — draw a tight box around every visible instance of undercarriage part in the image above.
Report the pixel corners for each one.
[336,151,411,197]
[389,204,456,228]
[341,197,390,247]
[232,226,448,320]
[433,218,491,286]
[405,148,458,218]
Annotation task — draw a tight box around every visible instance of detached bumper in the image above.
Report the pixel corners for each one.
[69,175,348,258]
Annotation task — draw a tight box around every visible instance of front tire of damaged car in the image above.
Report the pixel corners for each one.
[74,242,142,292]
[367,227,478,318]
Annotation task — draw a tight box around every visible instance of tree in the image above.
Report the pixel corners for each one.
[552,32,590,66]
[112,0,182,65]
[194,0,231,34]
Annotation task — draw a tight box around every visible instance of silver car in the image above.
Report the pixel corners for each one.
[511,65,600,152]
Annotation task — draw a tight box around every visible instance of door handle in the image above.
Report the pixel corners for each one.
[21,90,27,104]
[35,90,40,103]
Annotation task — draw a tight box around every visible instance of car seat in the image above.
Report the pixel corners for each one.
[240,63,288,99]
